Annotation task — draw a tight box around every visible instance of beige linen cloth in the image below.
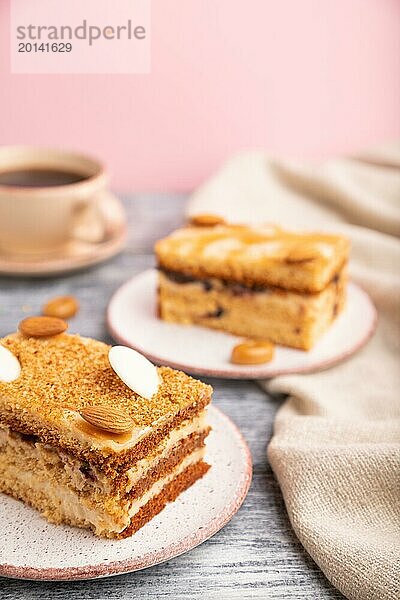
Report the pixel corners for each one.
[187,144,400,600]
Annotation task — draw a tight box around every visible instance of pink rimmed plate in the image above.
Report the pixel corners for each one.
[107,269,377,379]
[0,406,252,581]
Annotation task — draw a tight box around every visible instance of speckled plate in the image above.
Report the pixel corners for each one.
[0,406,251,581]
[107,269,377,379]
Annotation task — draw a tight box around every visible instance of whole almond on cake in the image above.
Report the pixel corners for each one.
[80,406,134,434]
[19,316,68,338]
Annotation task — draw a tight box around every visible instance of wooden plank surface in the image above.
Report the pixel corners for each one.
[0,195,344,600]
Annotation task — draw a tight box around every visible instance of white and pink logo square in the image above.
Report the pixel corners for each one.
[10,0,151,74]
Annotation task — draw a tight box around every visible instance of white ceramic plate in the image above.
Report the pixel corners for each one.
[107,269,377,379]
[0,406,251,581]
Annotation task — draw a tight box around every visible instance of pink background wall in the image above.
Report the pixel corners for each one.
[1,0,399,192]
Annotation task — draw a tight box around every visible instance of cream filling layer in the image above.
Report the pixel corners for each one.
[9,447,206,534]
[126,447,205,523]
[125,410,208,491]
[0,411,208,497]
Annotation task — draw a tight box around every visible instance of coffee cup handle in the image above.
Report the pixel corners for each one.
[72,191,119,244]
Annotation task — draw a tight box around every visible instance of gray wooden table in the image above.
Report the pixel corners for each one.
[0,195,344,600]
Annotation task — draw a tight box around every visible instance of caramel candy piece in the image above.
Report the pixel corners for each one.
[43,295,79,319]
[230,339,275,365]
[190,214,226,227]
[19,316,68,338]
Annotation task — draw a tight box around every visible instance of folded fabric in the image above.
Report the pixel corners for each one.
[187,143,400,600]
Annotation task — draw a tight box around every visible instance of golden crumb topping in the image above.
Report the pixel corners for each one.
[0,333,211,430]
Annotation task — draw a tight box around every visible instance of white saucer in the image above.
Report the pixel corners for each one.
[0,193,127,277]
[0,406,251,581]
[107,269,377,379]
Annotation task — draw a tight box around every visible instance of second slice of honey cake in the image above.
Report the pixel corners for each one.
[155,222,350,351]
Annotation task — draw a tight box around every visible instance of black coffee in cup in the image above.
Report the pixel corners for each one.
[0,168,87,188]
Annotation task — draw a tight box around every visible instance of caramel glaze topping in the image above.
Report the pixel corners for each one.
[76,420,133,444]
[158,225,345,264]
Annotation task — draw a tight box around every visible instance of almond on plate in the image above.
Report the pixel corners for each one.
[43,295,79,320]
[189,214,226,227]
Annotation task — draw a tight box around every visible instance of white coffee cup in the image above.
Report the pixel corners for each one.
[0,146,108,255]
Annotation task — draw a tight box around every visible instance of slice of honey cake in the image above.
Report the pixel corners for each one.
[0,318,212,538]
[155,223,350,350]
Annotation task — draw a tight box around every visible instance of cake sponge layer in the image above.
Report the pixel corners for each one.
[0,454,208,539]
[0,425,209,537]
[158,266,347,350]
[118,460,210,539]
